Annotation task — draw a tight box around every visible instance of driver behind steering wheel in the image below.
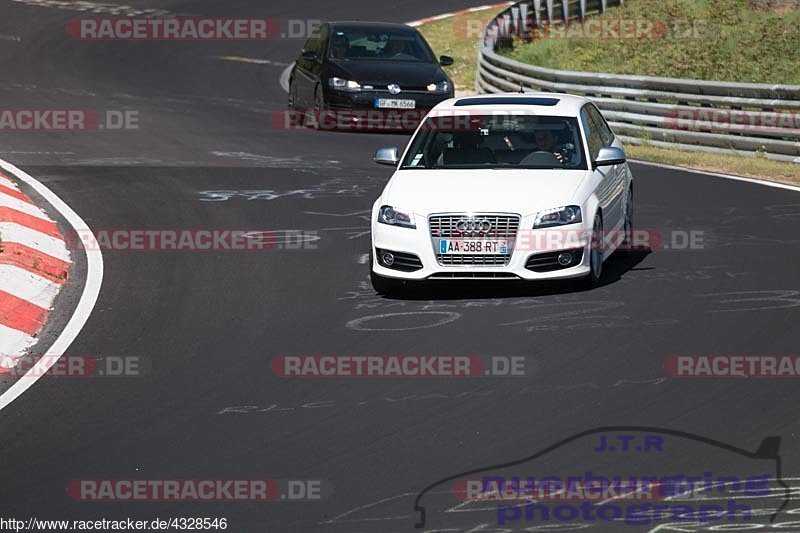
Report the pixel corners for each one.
[533,129,567,163]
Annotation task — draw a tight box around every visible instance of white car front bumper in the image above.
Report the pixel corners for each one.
[371,214,591,281]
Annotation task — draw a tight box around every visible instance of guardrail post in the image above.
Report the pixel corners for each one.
[476,0,800,163]
[562,0,569,22]
[532,0,543,28]
[485,23,498,49]
[497,13,513,49]
[519,2,529,38]
[511,6,521,36]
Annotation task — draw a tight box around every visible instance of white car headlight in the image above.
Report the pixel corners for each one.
[329,77,362,92]
[533,206,582,228]
[378,205,416,229]
[426,81,450,93]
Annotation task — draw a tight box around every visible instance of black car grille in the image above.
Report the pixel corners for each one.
[428,272,519,280]
[525,248,584,272]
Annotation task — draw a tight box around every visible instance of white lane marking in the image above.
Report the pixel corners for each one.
[280,63,294,93]
[0,222,71,263]
[405,2,514,26]
[0,190,53,221]
[0,158,104,411]
[0,324,36,363]
[0,265,60,309]
[628,159,800,194]
[218,55,290,67]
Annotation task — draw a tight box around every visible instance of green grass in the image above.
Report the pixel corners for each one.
[503,0,800,84]
[415,1,800,183]
[626,144,800,186]
[417,6,508,94]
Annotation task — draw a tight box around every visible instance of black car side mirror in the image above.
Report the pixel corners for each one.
[301,50,319,61]
[439,55,454,66]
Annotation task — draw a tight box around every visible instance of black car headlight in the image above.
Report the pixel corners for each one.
[533,206,582,228]
[378,206,416,229]
[426,81,450,94]
[329,77,362,92]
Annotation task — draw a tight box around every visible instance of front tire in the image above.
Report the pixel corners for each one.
[581,212,604,288]
[370,268,404,295]
[303,85,325,130]
[619,187,634,255]
[369,252,404,295]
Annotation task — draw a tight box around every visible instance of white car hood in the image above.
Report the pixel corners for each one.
[383,169,590,216]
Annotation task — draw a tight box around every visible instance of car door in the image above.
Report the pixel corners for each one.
[580,105,612,233]
[584,104,626,234]
[294,26,326,109]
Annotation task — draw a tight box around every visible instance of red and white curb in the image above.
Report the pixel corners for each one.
[405,2,514,27]
[0,159,102,412]
[0,170,71,371]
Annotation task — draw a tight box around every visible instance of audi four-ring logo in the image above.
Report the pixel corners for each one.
[455,218,492,233]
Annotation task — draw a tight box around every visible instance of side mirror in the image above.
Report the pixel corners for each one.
[374,146,400,166]
[593,146,626,168]
[301,50,319,61]
[439,55,454,66]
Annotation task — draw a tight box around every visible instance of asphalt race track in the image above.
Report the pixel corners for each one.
[0,1,799,532]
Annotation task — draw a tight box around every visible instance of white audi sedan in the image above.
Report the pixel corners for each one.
[369,93,633,294]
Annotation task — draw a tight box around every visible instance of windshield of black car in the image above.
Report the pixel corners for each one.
[328,28,436,62]
[400,114,587,170]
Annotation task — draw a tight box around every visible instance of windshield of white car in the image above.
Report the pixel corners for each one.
[328,28,436,63]
[400,115,587,170]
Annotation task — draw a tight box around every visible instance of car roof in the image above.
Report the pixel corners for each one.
[327,21,421,32]
[430,92,592,117]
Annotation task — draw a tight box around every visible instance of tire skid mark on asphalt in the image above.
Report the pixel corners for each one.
[346,311,462,332]
[9,0,178,16]
[216,377,667,415]
[701,290,800,313]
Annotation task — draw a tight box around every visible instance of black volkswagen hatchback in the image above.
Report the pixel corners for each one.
[289,22,454,125]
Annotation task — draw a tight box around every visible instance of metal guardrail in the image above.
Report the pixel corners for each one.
[476,0,800,163]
